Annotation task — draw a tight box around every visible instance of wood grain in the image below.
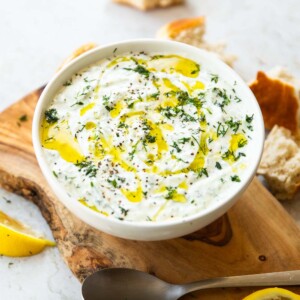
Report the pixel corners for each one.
[0,88,300,299]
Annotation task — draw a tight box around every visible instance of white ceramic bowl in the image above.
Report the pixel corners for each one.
[32,39,264,241]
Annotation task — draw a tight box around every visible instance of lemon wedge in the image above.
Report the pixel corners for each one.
[243,287,300,300]
[0,210,56,257]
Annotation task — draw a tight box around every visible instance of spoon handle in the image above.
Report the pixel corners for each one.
[181,270,300,294]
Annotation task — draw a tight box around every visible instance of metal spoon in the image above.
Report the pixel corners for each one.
[82,268,300,300]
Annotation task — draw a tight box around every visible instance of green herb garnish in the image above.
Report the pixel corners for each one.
[234,95,242,103]
[178,137,191,144]
[211,74,219,83]
[45,108,59,123]
[171,141,181,153]
[145,134,156,143]
[75,160,97,177]
[124,64,150,79]
[215,162,222,169]
[103,95,114,112]
[197,168,208,178]
[119,206,129,216]
[150,92,160,100]
[222,150,246,161]
[225,118,242,133]
[217,122,228,137]
[108,179,118,188]
[238,139,247,148]
[246,114,254,123]
[166,187,176,200]
[71,101,84,107]
[213,87,231,112]
[190,63,200,75]
[129,141,140,160]
[118,122,129,129]
[176,91,203,109]
[231,175,241,182]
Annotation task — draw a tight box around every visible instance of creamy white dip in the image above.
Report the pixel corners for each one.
[41,52,254,222]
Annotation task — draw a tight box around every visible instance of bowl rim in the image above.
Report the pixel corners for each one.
[32,38,265,229]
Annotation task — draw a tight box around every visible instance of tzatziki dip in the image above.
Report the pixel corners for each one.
[41,52,255,222]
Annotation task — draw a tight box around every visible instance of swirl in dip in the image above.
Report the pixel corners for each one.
[41,52,255,222]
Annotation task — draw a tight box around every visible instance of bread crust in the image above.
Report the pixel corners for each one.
[113,0,183,10]
[249,71,299,133]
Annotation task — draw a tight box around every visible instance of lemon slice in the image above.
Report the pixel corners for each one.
[243,287,300,300]
[0,210,56,257]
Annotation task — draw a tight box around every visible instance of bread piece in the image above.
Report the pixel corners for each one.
[57,43,97,71]
[258,125,300,200]
[156,17,236,66]
[249,67,300,133]
[157,16,206,43]
[113,0,184,10]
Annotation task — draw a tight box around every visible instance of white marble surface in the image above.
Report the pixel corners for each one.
[1,0,300,299]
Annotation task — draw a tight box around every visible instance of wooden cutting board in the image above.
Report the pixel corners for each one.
[1,87,300,299]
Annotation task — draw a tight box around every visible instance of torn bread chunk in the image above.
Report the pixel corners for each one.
[258,125,300,200]
[156,16,236,66]
[113,0,184,10]
[249,67,300,133]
